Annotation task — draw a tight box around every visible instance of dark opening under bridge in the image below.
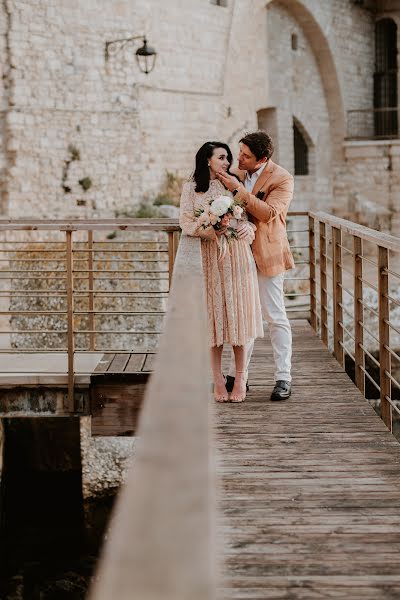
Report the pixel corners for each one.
[1,213,400,599]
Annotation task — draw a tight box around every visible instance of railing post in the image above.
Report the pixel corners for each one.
[66,230,75,412]
[173,231,180,264]
[332,226,344,366]
[378,246,391,430]
[353,236,365,395]
[319,222,328,345]
[308,215,317,331]
[88,229,95,351]
[168,231,179,288]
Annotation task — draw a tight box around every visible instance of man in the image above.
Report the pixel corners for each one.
[216,131,294,401]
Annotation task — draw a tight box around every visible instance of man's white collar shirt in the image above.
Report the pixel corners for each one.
[244,163,267,192]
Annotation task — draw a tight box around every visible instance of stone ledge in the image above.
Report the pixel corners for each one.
[344,139,400,159]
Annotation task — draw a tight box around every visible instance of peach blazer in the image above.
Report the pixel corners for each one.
[234,160,295,277]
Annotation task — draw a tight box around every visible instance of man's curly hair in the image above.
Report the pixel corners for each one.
[239,131,274,161]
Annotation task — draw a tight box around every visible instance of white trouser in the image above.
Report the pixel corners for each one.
[228,271,292,382]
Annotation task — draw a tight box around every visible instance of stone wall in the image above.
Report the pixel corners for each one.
[0,2,10,216]
[0,0,240,217]
[265,0,376,213]
[1,0,143,218]
[334,140,400,235]
[265,1,332,212]
[0,0,398,226]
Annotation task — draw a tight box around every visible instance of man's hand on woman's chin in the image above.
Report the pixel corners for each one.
[216,170,241,192]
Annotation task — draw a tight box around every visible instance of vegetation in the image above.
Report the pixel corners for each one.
[115,170,185,218]
[152,170,184,207]
[79,177,93,191]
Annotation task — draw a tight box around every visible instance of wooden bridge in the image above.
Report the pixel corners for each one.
[1,214,400,598]
[217,321,400,599]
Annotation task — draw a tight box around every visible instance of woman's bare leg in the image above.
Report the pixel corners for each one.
[210,345,228,402]
[230,345,247,402]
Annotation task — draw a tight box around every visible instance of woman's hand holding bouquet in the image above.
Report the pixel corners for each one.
[194,194,247,259]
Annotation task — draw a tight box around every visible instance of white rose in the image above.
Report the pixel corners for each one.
[233,205,244,219]
[210,195,232,217]
[210,213,220,225]
[198,211,211,226]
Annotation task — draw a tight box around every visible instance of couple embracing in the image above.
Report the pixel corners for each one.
[179,131,294,403]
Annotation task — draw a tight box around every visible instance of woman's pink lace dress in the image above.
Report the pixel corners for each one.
[179,179,263,347]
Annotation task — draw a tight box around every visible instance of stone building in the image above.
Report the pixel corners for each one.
[0,0,399,231]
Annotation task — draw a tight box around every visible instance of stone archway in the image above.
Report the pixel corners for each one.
[266,0,346,160]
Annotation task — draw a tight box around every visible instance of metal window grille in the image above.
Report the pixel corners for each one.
[374,18,398,137]
[293,121,309,176]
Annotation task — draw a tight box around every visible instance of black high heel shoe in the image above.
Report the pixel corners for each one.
[225,375,249,393]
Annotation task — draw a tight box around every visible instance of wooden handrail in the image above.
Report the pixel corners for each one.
[89,234,217,600]
[0,218,180,232]
[310,212,400,432]
[310,211,400,253]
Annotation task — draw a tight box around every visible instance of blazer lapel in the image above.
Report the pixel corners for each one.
[251,160,275,197]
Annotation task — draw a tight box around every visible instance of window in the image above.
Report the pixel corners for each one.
[293,120,309,175]
[291,33,298,51]
[210,0,228,6]
[374,18,398,137]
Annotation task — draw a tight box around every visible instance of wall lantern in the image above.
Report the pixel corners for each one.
[105,35,157,74]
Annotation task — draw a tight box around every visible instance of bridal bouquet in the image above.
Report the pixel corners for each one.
[195,194,244,237]
[194,194,244,259]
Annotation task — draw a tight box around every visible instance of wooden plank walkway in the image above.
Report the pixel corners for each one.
[217,321,400,600]
[93,352,154,375]
[0,351,155,387]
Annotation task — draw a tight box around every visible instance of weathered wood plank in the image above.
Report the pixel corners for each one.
[218,321,400,599]
[142,353,155,371]
[124,353,146,372]
[90,376,149,436]
[108,353,130,373]
[93,354,115,373]
[89,234,216,600]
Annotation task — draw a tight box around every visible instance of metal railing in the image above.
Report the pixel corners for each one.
[2,213,399,431]
[285,212,311,315]
[309,212,400,432]
[0,214,310,411]
[0,219,180,411]
[346,106,399,140]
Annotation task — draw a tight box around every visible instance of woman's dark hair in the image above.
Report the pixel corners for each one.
[239,131,274,161]
[193,141,233,193]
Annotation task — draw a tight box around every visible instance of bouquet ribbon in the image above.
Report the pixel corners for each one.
[218,235,228,262]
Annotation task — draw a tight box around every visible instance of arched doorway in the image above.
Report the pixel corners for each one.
[293,117,312,177]
[265,0,335,210]
[266,0,345,159]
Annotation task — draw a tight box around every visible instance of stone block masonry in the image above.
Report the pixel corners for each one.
[0,0,398,232]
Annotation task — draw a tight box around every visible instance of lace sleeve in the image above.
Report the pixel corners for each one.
[179,182,217,241]
[241,208,256,229]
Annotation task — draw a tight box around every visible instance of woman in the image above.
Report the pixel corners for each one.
[179,141,263,402]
